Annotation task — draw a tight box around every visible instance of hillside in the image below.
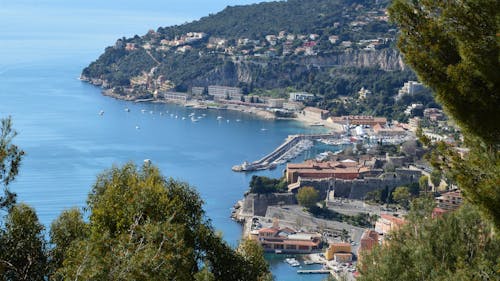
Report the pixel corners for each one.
[82,0,434,119]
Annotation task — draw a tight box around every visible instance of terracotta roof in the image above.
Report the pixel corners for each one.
[258,228,279,234]
[380,214,406,226]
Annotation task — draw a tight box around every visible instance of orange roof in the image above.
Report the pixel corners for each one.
[380,214,406,226]
[259,228,279,234]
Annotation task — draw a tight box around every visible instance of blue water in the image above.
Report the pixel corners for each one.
[0,1,329,280]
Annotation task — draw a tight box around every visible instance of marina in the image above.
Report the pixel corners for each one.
[232,133,340,172]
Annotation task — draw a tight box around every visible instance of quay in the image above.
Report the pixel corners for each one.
[232,133,339,172]
[297,269,331,274]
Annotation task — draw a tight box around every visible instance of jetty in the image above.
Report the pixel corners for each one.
[232,133,339,172]
[297,269,331,274]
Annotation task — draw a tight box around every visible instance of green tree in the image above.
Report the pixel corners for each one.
[237,239,273,281]
[296,186,319,209]
[389,0,500,229]
[0,117,24,210]
[0,204,48,280]
[358,203,500,281]
[48,208,88,279]
[392,186,411,209]
[418,175,429,193]
[53,163,271,280]
[429,169,442,190]
[340,229,349,243]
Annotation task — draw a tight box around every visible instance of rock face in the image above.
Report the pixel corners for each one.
[302,49,406,71]
[241,193,297,217]
[180,48,406,89]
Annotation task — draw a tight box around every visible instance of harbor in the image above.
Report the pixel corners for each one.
[232,133,340,172]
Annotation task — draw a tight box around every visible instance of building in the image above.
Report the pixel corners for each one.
[286,159,372,184]
[372,123,407,136]
[436,190,463,211]
[358,87,371,100]
[302,107,330,120]
[208,85,242,100]
[191,86,205,96]
[330,115,387,126]
[267,98,285,108]
[289,92,314,102]
[254,226,322,253]
[396,81,428,100]
[325,242,352,261]
[283,101,304,111]
[375,214,406,236]
[357,230,379,263]
[161,91,189,102]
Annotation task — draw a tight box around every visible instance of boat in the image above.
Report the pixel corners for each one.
[217,116,223,120]
[135,125,140,130]
[98,110,104,116]
[191,117,199,122]
[181,117,186,120]
[260,128,268,131]
[285,258,300,267]
[124,108,130,112]
[236,119,241,122]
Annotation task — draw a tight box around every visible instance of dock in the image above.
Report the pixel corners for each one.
[297,269,331,274]
[232,133,340,172]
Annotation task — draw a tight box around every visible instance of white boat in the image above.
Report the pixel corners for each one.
[217,116,223,120]
[98,110,104,116]
[135,125,140,130]
[191,117,199,122]
[285,258,300,267]
[236,119,241,122]
[124,108,130,112]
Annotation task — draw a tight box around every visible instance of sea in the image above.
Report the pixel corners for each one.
[0,1,334,280]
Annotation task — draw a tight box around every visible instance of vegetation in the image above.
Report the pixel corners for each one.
[249,175,287,194]
[308,205,374,228]
[296,186,320,208]
[358,199,500,281]
[390,0,500,229]
[0,118,271,281]
[82,0,433,121]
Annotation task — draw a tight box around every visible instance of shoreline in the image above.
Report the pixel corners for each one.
[95,85,343,131]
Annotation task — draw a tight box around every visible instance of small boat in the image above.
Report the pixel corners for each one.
[98,110,104,116]
[135,125,140,130]
[226,120,230,123]
[191,117,198,122]
[141,109,146,113]
[260,128,268,131]
[236,119,241,122]
[124,108,130,112]
[181,117,186,120]
[217,116,223,120]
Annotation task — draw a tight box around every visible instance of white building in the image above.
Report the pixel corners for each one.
[208,85,242,100]
[289,92,314,102]
[396,81,428,100]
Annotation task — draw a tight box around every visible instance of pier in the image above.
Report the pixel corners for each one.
[232,133,339,172]
[297,269,331,274]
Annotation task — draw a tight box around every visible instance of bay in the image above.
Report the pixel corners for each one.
[0,1,329,280]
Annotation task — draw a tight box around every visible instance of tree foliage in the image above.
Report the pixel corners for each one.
[296,186,320,209]
[52,163,271,280]
[249,175,287,194]
[390,0,500,229]
[389,0,500,144]
[358,202,500,281]
[0,204,48,280]
[0,117,24,210]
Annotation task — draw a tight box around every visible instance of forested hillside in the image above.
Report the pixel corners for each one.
[82,0,433,119]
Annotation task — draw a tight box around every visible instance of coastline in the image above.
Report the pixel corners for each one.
[82,79,342,131]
